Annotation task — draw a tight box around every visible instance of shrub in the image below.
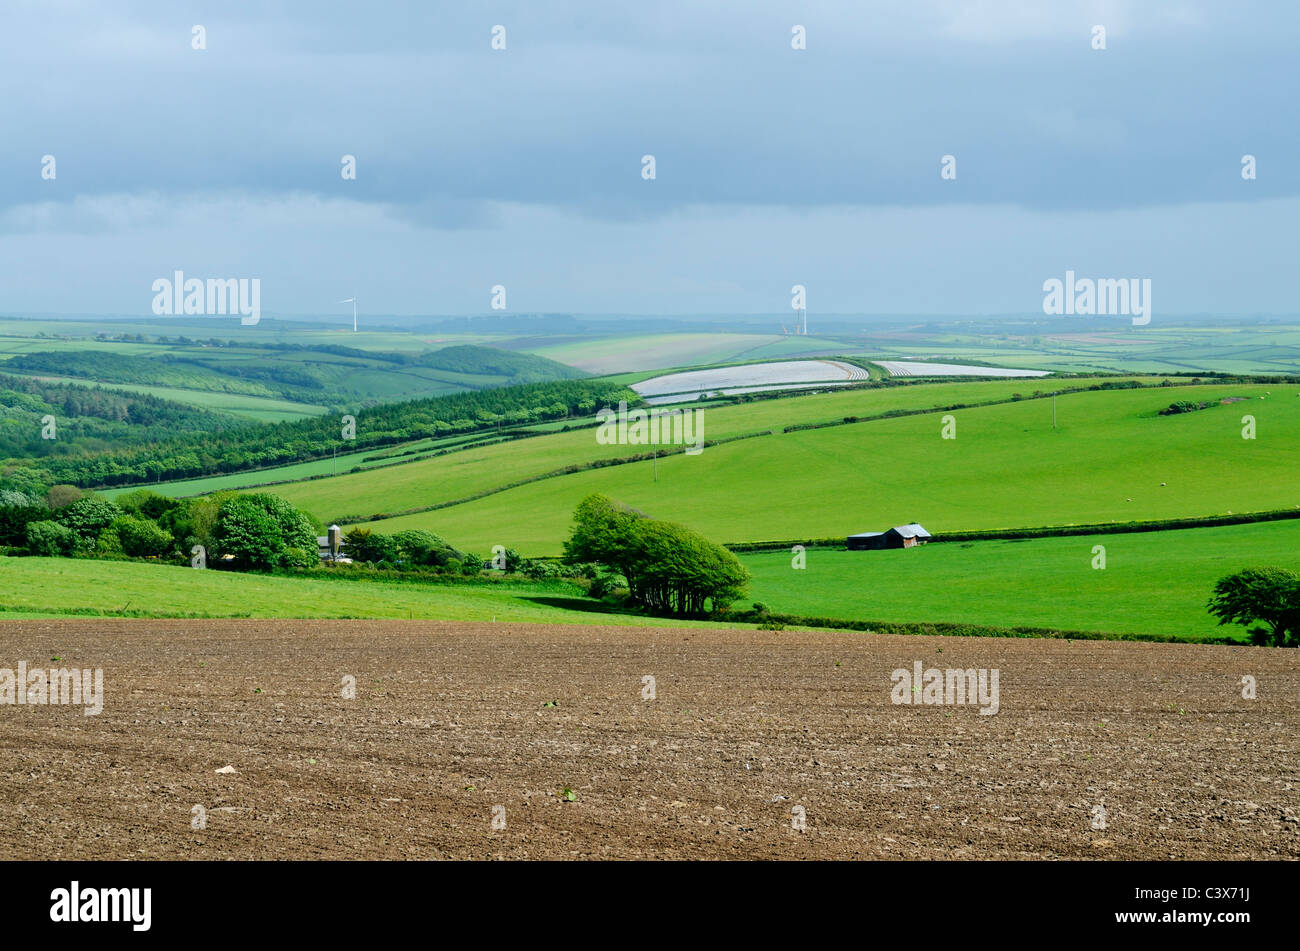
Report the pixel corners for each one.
[343,528,401,564]
[0,500,49,546]
[112,515,175,558]
[25,520,78,557]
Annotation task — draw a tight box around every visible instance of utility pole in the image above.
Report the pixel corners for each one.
[1053,395,1057,430]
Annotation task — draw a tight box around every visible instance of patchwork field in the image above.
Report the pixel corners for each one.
[231,377,1070,518]
[0,620,1293,860]
[352,383,1300,555]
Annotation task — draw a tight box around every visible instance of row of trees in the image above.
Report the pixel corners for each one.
[563,494,749,616]
[2,377,633,489]
[0,487,322,570]
[0,485,539,581]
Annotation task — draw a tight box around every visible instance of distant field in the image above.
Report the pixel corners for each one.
[0,322,586,419]
[859,324,1300,376]
[354,382,1300,555]
[741,520,1300,641]
[0,556,722,627]
[876,360,1050,378]
[527,333,846,373]
[4,373,330,421]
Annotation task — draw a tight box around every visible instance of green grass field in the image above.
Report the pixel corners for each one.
[209,378,1061,520]
[353,382,1300,555]
[740,519,1300,641]
[0,556,725,627]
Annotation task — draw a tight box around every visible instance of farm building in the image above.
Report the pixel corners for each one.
[847,523,932,550]
[317,524,352,564]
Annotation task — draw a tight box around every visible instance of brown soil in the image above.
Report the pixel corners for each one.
[1,620,1296,860]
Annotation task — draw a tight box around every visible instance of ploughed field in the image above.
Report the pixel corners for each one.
[1,620,1295,860]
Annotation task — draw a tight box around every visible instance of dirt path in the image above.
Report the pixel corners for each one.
[0,620,1295,859]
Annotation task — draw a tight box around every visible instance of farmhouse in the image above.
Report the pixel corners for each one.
[847,523,931,551]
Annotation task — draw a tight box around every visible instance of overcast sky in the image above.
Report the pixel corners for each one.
[2,0,1296,318]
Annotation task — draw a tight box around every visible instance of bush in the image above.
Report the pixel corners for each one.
[112,515,175,558]
[0,501,49,546]
[392,529,464,567]
[25,520,78,557]
[343,528,401,564]
[115,489,180,521]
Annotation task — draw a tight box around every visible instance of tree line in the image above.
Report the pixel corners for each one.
[1,377,633,490]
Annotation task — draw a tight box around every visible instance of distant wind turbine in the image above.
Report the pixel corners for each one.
[339,298,357,332]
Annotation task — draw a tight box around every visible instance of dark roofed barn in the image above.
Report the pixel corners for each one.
[847,523,931,550]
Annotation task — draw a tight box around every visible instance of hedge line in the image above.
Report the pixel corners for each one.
[724,608,1243,645]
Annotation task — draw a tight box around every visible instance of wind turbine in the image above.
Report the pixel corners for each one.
[339,298,357,332]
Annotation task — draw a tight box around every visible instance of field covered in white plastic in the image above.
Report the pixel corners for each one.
[632,359,868,403]
[876,360,1050,378]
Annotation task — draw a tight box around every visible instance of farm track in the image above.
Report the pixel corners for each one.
[0,620,1295,860]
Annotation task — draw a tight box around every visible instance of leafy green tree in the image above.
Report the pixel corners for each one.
[25,520,78,557]
[112,515,175,558]
[0,494,48,546]
[563,494,749,617]
[392,529,463,567]
[0,489,40,509]
[116,489,179,521]
[214,493,317,570]
[46,484,85,509]
[343,528,400,564]
[1208,567,1300,647]
[0,465,53,499]
[55,497,122,547]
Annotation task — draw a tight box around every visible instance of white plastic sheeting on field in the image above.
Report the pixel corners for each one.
[632,359,868,403]
[876,361,1050,378]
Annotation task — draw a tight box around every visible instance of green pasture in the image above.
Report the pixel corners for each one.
[740,519,1300,641]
